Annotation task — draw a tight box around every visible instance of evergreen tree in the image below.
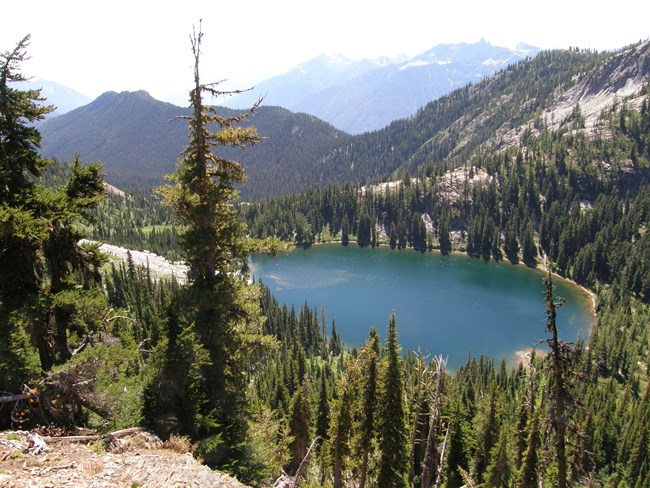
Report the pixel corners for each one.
[445,395,472,488]
[516,409,541,488]
[412,215,427,251]
[377,313,409,487]
[0,35,56,377]
[484,423,515,487]
[46,155,106,363]
[623,384,649,486]
[504,215,520,263]
[0,36,106,383]
[438,214,452,254]
[522,221,537,266]
[142,310,212,443]
[153,24,265,473]
[357,210,372,247]
[357,328,380,488]
[341,215,350,246]
[389,223,398,250]
[287,375,312,474]
[328,365,355,488]
[543,272,581,488]
[330,320,342,356]
[420,356,446,488]
[315,369,330,446]
[473,380,504,480]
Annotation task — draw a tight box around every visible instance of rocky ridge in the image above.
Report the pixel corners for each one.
[0,429,250,488]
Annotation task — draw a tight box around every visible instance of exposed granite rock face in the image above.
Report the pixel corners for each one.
[81,240,188,282]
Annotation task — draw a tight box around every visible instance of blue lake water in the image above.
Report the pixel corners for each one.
[249,245,594,369]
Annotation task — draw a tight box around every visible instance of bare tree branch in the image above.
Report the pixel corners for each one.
[291,436,321,488]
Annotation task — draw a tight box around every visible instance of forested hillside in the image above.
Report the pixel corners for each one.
[2,32,650,488]
[233,44,650,487]
[40,93,350,199]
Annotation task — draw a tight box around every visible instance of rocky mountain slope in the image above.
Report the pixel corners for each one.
[542,41,650,130]
[316,41,650,184]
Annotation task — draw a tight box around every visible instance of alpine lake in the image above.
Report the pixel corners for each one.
[248,245,595,370]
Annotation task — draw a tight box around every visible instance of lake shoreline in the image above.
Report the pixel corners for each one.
[304,240,598,325]
[255,243,595,370]
[534,258,597,323]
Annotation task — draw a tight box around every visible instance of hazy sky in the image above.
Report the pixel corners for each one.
[2,0,648,106]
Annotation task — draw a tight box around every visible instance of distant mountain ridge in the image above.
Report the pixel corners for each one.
[314,41,650,184]
[226,53,406,110]
[16,79,91,118]
[225,40,539,133]
[38,41,650,201]
[223,53,406,112]
[39,90,350,199]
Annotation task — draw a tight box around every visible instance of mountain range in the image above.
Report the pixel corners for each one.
[224,39,539,133]
[38,40,650,201]
[17,79,92,119]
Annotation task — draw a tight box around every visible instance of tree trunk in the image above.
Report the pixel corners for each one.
[434,424,450,488]
[409,355,426,481]
[421,357,445,488]
[32,317,54,371]
[359,450,369,488]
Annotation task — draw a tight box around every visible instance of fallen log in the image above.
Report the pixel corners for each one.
[43,426,144,443]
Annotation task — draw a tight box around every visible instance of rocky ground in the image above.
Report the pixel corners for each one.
[0,429,250,488]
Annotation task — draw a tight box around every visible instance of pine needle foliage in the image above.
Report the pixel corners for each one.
[377,313,409,487]
[152,23,266,476]
[1,35,106,386]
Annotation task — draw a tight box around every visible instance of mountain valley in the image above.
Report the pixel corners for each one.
[3,33,650,488]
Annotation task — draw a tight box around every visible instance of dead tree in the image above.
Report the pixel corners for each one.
[420,355,446,488]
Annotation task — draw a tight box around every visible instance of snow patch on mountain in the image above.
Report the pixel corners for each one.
[399,59,433,70]
[482,57,512,66]
[225,40,540,133]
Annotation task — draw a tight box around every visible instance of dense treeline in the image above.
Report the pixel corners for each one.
[41,44,636,203]
[76,249,650,486]
[39,90,351,200]
[229,89,650,486]
[241,89,650,304]
[309,48,609,187]
[240,281,650,487]
[36,159,183,261]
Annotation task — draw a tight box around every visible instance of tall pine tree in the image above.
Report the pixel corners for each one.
[1,36,106,385]
[152,23,265,473]
[543,272,581,488]
[377,313,409,487]
[357,327,380,488]
[287,375,312,474]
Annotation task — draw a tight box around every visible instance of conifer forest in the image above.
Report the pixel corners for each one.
[1,30,650,487]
